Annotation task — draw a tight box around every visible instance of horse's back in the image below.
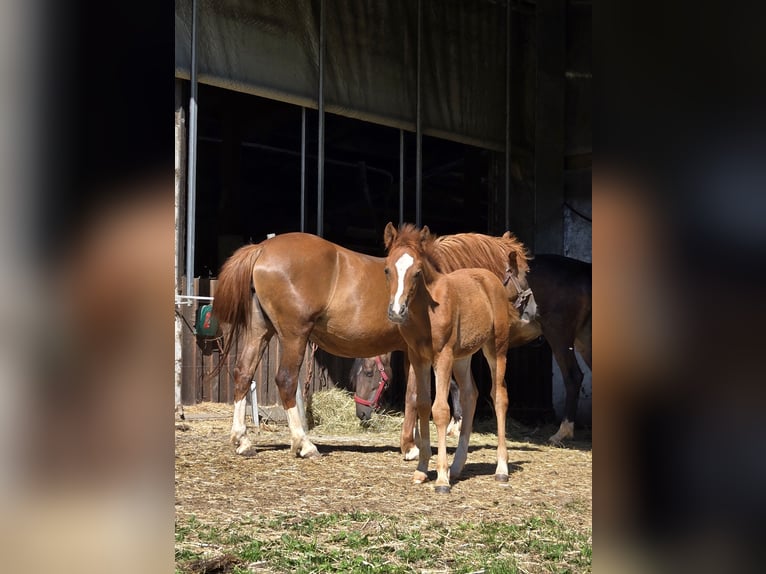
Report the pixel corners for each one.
[251,232,380,301]
[527,254,591,338]
[250,232,400,356]
[431,268,510,354]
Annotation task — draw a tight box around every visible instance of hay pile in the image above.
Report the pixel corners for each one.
[309,388,403,434]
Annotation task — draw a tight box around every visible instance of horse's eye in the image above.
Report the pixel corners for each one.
[384,268,390,275]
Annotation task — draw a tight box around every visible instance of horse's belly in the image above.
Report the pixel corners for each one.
[309,326,404,359]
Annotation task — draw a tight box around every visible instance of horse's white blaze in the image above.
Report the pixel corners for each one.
[392,252,414,314]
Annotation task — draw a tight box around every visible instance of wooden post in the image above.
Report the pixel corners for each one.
[175,81,187,410]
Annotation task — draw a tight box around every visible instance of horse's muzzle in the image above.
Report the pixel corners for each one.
[387,304,408,324]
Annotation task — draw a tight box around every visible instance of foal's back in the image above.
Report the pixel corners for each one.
[429,268,513,357]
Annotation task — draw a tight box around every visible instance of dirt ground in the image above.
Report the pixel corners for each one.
[175,403,591,535]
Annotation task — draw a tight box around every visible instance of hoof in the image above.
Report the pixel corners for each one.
[235,436,254,455]
[446,419,462,438]
[495,473,509,484]
[434,485,451,494]
[412,470,428,484]
[549,421,574,445]
[404,446,420,461]
[300,447,322,459]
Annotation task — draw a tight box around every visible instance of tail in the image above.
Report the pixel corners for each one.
[213,243,264,368]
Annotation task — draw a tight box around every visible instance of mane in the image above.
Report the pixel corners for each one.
[386,223,531,282]
[433,231,530,280]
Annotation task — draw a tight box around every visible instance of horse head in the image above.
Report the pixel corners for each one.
[383,222,435,324]
[351,354,392,421]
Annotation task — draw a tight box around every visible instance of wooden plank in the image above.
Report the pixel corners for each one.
[180,303,197,405]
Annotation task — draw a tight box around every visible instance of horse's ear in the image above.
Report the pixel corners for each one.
[506,251,519,274]
[384,222,397,248]
[420,225,431,242]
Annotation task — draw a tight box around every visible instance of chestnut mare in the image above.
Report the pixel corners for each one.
[383,222,530,493]
[214,230,525,458]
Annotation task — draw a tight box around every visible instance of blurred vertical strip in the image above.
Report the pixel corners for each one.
[0,1,175,573]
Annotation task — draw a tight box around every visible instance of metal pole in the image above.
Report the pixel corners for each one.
[317,0,326,237]
[185,0,199,297]
[399,129,404,225]
[415,0,423,227]
[505,0,511,231]
[301,107,306,232]
[250,381,259,430]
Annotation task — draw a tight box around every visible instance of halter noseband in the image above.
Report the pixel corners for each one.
[503,267,534,314]
[353,355,389,410]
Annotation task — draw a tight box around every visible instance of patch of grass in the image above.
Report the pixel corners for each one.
[175,511,591,574]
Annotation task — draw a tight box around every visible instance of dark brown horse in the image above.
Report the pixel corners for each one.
[515,253,592,442]
[382,222,529,492]
[214,230,526,458]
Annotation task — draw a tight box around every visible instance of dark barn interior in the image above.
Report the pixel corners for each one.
[175,0,591,425]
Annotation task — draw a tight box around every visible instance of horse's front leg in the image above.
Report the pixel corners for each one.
[400,360,420,460]
[276,335,320,459]
[432,354,454,493]
[410,359,432,484]
[230,329,271,454]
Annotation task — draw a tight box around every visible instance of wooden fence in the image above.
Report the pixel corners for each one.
[179,278,358,408]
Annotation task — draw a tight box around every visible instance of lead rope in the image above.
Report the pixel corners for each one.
[304,341,317,398]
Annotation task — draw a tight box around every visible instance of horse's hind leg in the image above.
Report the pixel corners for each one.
[230,326,273,454]
[548,336,584,445]
[410,359,433,485]
[448,358,476,482]
[575,312,592,370]
[400,357,421,461]
[275,333,320,459]
[487,349,510,483]
[446,377,463,437]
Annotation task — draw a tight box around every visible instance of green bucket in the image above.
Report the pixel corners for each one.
[195,303,219,338]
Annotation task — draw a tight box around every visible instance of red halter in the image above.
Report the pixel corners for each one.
[353,355,389,409]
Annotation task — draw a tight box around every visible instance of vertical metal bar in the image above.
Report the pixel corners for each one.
[317,0,326,237]
[399,129,404,225]
[505,0,511,231]
[185,0,199,297]
[250,381,259,430]
[301,107,306,232]
[415,0,423,227]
